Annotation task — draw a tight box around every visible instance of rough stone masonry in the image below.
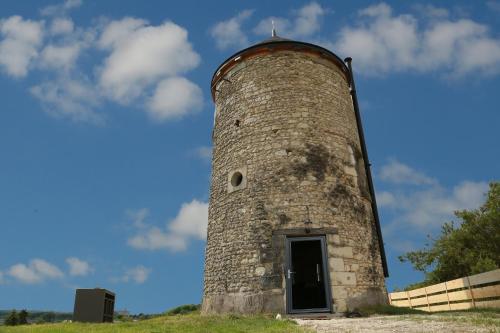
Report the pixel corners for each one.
[202,37,388,314]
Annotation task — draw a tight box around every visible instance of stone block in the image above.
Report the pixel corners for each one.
[331,286,347,299]
[332,272,356,286]
[331,234,341,245]
[329,258,345,272]
[349,264,359,271]
[329,246,353,258]
[255,267,266,276]
[334,298,347,312]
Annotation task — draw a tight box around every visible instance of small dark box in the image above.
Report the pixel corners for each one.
[73,288,115,323]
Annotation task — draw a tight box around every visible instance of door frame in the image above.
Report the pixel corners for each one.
[285,235,332,314]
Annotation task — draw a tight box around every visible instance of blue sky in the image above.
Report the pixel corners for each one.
[0,0,499,314]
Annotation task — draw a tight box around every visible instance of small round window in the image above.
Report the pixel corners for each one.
[231,172,243,187]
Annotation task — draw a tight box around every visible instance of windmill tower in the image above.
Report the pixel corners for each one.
[202,33,388,314]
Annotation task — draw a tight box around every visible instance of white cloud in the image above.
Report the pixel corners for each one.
[50,17,74,35]
[452,181,489,208]
[395,181,488,229]
[191,146,212,163]
[211,10,253,50]
[127,207,150,228]
[335,4,418,75]
[169,200,209,240]
[379,159,436,185]
[335,2,500,76]
[254,2,326,39]
[127,200,208,252]
[39,43,80,70]
[147,77,203,122]
[377,160,488,230]
[97,17,148,49]
[419,19,500,76]
[30,75,103,124]
[41,0,82,17]
[0,7,201,124]
[121,265,151,284]
[376,191,396,207]
[292,2,326,37]
[0,16,44,77]
[128,226,187,251]
[66,257,92,276]
[9,264,40,284]
[8,259,64,284]
[412,4,449,19]
[98,19,200,103]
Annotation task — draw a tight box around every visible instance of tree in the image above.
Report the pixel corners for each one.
[399,182,499,288]
[18,309,28,325]
[4,310,18,326]
[41,311,56,323]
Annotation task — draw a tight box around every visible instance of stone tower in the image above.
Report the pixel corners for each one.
[202,35,388,314]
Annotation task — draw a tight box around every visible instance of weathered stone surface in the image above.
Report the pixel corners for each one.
[332,272,357,286]
[329,258,345,272]
[202,44,387,314]
[330,246,354,259]
[332,286,348,299]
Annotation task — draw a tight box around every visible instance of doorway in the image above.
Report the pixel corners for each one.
[286,236,332,313]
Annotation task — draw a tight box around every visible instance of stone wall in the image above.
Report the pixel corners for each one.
[202,49,387,314]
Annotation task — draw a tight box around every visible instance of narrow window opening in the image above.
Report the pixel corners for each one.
[235,119,240,127]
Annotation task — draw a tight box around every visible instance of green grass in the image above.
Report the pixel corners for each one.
[433,308,500,328]
[368,307,500,330]
[356,305,500,329]
[438,307,500,315]
[0,313,312,333]
[356,304,428,316]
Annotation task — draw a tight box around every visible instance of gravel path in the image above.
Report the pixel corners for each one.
[295,314,500,333]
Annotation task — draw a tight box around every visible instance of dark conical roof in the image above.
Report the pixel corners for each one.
[255,35,292,45]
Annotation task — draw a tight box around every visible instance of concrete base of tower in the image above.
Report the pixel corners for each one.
[201,291,285,314]
[342,287,389,312]
[201,287,388,314]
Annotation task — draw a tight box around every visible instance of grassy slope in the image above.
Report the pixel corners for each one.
[0,313,312,333]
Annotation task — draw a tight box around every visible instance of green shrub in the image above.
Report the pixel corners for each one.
[4,310,19,326]
[165,304,200,315]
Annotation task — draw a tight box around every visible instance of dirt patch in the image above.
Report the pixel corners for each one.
[295,314,500,333]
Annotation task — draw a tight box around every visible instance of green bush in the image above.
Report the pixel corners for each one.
[4,310,19,326]
[399,182,499,288]
[165,304,200,315]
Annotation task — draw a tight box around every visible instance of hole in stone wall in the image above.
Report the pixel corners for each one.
[235,120,240,127]
[231,172,243,187]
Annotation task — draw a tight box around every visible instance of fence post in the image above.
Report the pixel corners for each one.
[466,276,476,308]
[406,291,412,309]
[445,282,451,310]
[424,287,430,312]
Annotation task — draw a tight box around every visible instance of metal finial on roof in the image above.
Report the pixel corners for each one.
[272,20,276,37]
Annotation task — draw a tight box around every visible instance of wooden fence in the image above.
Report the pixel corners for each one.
[388,269,500,312]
